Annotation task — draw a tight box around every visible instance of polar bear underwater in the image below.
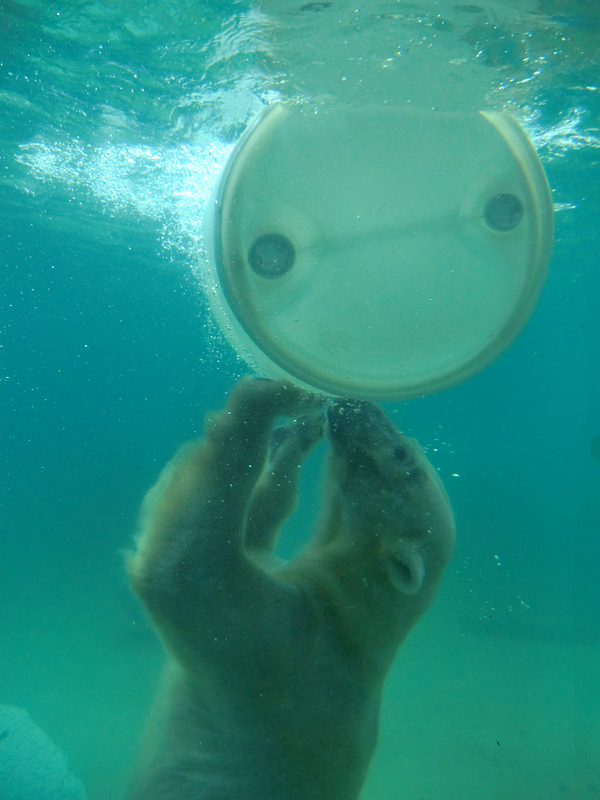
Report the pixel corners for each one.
[126,377,455,800]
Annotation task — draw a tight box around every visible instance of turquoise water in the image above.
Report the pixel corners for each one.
[1,1,600,798]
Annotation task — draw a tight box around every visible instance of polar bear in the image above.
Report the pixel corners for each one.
[126,377,455,800]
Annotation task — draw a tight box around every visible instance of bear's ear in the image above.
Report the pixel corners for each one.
[385,544,425,595]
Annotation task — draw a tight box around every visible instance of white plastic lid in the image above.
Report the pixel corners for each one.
[207,104,553,399]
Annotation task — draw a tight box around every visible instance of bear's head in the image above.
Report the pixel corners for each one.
[322,399,455,603]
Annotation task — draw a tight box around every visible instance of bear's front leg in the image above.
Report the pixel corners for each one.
[127,377,324,669]
[245,412,326,554]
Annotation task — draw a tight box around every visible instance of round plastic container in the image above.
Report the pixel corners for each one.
[205,104,553,400]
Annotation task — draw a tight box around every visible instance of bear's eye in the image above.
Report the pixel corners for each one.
[393,445,407,461]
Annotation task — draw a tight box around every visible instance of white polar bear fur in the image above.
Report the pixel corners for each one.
[126,378,455,800]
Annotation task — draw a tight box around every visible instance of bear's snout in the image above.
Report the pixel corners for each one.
[327,399,401,459]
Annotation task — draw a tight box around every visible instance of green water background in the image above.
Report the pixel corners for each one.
[1,1,600,798]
